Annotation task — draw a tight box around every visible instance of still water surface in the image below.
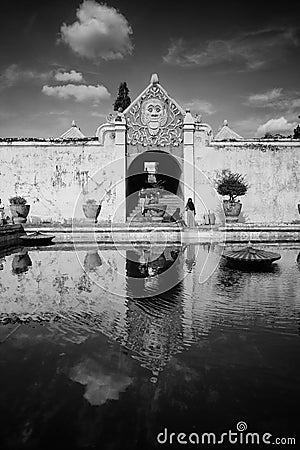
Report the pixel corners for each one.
[0,243,299,449]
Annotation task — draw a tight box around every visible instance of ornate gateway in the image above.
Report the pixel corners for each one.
[126,81,183,147]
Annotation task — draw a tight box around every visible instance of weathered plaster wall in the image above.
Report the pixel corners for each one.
[194,137,300,223]
[0,134,121,222]
[1,131,300,224]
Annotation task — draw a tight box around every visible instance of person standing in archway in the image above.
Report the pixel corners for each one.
[185,198,196,227]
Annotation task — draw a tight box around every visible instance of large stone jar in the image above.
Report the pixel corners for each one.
[9,197,30,224]
[223,200,242,223]
[82,201,102,223]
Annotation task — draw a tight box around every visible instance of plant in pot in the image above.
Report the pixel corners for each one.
[82,198,102,223]
[215,170,248,223]
[9,196,30,224]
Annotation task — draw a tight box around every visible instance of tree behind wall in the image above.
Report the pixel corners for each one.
[113,82,131,112]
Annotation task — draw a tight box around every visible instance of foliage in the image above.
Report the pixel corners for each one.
[113,82,131,112]
[9,196,27,205]
[293,123,300,139]
[215,170,248,202]
[263,132,287,139]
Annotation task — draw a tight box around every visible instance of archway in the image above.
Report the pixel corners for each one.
[126,150,182,219]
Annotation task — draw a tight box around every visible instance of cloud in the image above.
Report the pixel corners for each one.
[163,27,299,70]
[183,99,216,115]
[256,117,297,136]
[246,88,283,107]
[42,83,110,104]
[54,70,84,83]
[245,88,300,115]
[60,0,133,60]
[0,64,51,88]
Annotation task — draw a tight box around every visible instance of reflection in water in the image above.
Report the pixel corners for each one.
[69,357,132,406]
[185,244,196,272]
[11,250,32,275]
[0,245,300,448]
[125,283,184,380]
[83,250,102,272]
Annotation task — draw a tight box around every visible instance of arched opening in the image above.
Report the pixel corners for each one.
[126,150,182,219]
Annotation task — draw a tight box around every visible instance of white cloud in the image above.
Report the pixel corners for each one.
[247,88,283,106]
[54,70,84,83]
[183,99,216,115]
[60,0,133,60]
[0,64,51,88]
[42,83,110,104]
[256,117,297,136]
[163,27,299,70]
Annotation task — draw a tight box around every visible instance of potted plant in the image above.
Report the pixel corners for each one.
[82,199,102,223]
[215,170,248,223]
[9,196,30,224]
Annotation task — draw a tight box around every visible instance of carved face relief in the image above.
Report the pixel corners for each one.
[141,99,168,135]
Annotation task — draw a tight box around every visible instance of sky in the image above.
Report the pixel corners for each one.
[0,0,299,138]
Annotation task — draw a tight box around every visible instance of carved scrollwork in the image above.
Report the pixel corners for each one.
[126,84,183,146]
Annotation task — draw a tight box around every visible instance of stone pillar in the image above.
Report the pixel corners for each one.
[183,110,195,204]
[114,113,127,223]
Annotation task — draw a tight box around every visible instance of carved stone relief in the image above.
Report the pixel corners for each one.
[126,84,183,147]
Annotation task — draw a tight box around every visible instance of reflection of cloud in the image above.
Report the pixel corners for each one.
[60,0,133,61]
[163,28,299,70]
[42,84,110,104]
[69,359,132,406]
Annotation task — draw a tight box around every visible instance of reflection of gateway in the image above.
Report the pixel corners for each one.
[125,282,185,378]
[126,246,182,279]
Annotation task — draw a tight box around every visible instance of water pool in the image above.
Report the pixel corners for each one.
[0,243,299,449]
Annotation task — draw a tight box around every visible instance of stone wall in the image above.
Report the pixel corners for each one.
[194,138,300,224]
[1,133,300,224]
[0,134,120,222]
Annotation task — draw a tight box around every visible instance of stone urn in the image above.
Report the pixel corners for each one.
[223,200,242,223]
[82,200,102,223]
[148,204,167,222]
[9,196,30,224]
[12,251,32,275]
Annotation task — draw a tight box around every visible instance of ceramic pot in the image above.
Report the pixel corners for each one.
[223,200,242,223]
[10,204,30,224]
[82,203,102,223]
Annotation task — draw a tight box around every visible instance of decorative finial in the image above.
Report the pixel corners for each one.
[195,113,202,123]
[150,73,159,85]
[72,120,76,127]
[223,119,228,126]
